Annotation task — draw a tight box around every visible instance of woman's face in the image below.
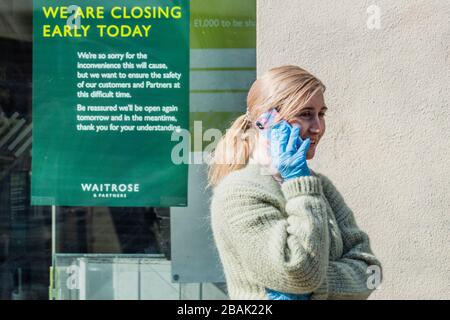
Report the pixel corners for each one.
[287,91,327,160]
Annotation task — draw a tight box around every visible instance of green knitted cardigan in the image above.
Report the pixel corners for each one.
[210,163,382,300]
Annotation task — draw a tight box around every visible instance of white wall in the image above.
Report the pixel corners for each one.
[257,0,450,299]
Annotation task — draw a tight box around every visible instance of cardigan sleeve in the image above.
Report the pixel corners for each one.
[311,174,383,300]
[212,175,330,294]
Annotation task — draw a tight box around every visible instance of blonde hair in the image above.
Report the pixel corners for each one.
[207,65,325,187]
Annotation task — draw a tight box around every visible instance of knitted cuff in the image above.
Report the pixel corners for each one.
[310,277,329,300]
[281,176,323,200]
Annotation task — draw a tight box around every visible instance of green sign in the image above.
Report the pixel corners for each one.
[32,0,190,207]
[189,0,256,150]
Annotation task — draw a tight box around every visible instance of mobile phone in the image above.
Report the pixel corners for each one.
[255,109,300,150]
[255,108,280,130]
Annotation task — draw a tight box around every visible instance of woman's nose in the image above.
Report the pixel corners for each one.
[309,117,322,134]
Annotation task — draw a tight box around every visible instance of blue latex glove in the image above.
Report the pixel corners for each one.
[269,121,311,180]
[265,288,311,300]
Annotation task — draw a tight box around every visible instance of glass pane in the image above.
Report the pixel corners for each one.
[56,207,169,256]
[53,254,177,300]
[1,0,256,300]
[1,0,41,299]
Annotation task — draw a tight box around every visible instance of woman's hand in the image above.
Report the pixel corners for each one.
[269,121,311,180]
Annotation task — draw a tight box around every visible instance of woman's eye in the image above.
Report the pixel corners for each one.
[300,112,313,118]
[297,111,326,119]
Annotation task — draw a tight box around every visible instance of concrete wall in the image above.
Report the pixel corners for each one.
[257,0,449,299]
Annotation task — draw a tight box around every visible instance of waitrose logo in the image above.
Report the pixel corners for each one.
[81,183,140,198]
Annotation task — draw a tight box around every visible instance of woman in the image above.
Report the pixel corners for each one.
[208,65,382,300]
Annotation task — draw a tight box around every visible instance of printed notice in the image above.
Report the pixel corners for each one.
[32,0,189,207]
